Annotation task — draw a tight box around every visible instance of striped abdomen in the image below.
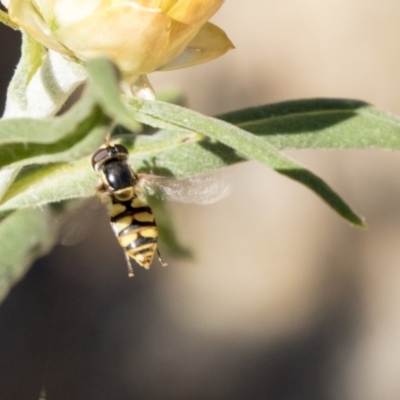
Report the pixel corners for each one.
[109,195,158,269]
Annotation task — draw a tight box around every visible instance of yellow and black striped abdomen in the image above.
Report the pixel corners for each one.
[92,142,166,276]
[109,196,158,269]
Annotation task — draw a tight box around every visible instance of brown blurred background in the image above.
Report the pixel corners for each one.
[2,1,400,399]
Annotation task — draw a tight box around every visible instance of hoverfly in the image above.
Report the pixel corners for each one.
[91,141,167,277]
[90,139,230,277]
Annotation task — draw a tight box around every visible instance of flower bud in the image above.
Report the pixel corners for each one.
[3,0,234,94]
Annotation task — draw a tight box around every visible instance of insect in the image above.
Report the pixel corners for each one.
[91,141,167,277]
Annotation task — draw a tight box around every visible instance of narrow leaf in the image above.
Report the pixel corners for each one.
[0,206,57,303]
[147,196,191,258]
[0,108,109,170]
[3,32,45,118]
[125,98,365,227]
[0,166,21,201]
[0,160,96,211]
[0,89,110,170]
[0,89,100,144]
[3,36,86,119]
[217,98,400,151]
[5,59,398,229]
[85,59,141,132]
[0,130,234,212]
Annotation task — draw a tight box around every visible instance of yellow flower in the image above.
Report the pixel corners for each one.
[3,0,234,93]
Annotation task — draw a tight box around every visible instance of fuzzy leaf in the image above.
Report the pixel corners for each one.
[218,98,400,151]
[0,167,21,201]
[82,60,364,225]
[0,206,58,303]
[0,91,110,170]
[0,160,96,210]
[147,196,192,258]
[125,97,365,227]
[85,59,141,132]
[4,60,400,229]
[0,130,219,211]
[3,33,86,119]
[0,89,102,143]
[80,60,400,226]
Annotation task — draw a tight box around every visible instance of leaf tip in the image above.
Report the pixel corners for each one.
[349,214,368,229]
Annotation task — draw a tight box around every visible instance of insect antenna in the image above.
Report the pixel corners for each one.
[104,132,112,147]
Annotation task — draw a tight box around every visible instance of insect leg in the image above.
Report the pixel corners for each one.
[157,249,168,267]
[124,252,135,277]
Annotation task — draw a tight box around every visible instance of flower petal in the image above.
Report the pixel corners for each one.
[31,0,58,23]
[158,21,234,71]
[8,0,71,55]
[53,0,111,27]
[159,0,226,66]
[122,0,173,11]
[55,4,171,76]
[7,0,232,84]
[168,0,224,25]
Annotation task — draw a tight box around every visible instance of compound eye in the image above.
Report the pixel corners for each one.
[114,144,129,155]
[91,148,109,168]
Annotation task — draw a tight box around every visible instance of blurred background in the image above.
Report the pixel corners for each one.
[2,1,400,399]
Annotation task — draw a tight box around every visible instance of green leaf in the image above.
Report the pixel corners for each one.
[3,33,86,118]
[0,90,110,170]
[0,160,96,210]
[5,59,400,229]
[0,206,58,303]
[0,89,100,143]
[155,87,186,106]
[0,129,236,212]
[0,80,110,202]
[5,57,400,301]
[217,98,400,151]
[3,32,45,117]
[85,58,141,132]
[0,167,21,201]
[125,97,365,227]
[147,196,191,258]
[85,58,362,225]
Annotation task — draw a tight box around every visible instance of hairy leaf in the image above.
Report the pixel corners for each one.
[85,58,141,132]
[0,206,57,303]
[218,98,400,151]
[4,60,400,228]
[82,60,365,225]
[0,103,109,170]
[3,32,86,118]
[125,98,365,226]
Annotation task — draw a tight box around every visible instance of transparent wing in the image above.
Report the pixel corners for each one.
[140,171,231,205]
[57,197,104,246]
